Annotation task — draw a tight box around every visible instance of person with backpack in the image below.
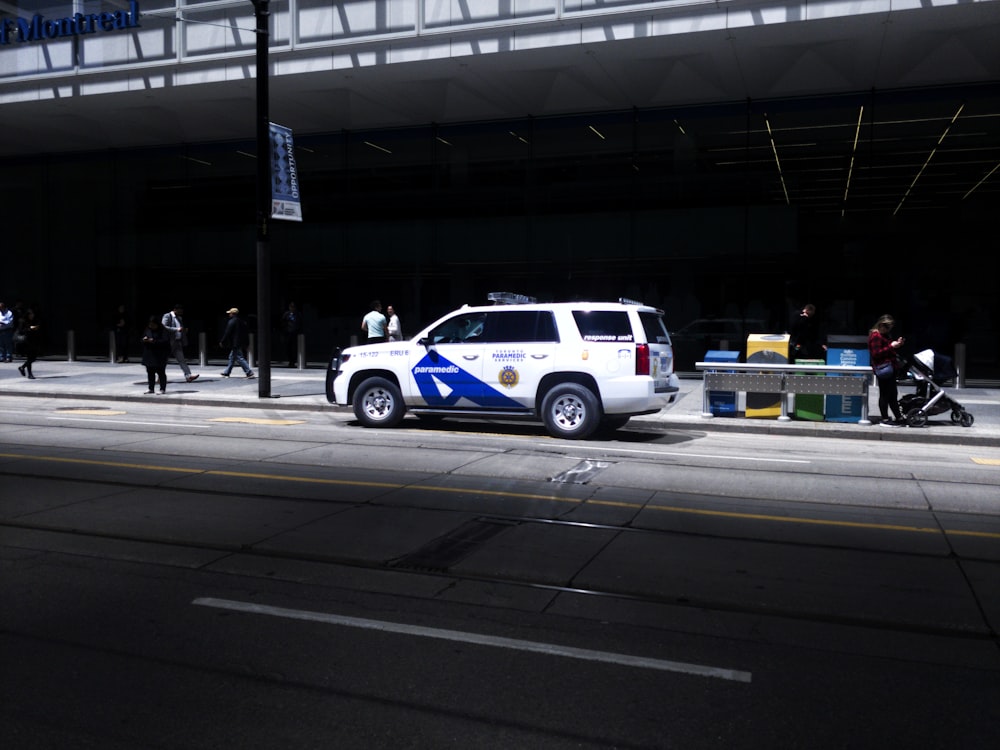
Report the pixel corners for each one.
[219,307,254,378]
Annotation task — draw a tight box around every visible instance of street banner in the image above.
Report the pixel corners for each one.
[269,122,303,221]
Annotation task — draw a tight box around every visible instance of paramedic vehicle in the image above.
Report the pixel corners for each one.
[326,294,680,439]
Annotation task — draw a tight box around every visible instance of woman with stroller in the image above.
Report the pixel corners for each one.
[869,314,905,426]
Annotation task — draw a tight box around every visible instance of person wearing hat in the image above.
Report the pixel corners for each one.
[219,307,254,378]
[161,303,200,382]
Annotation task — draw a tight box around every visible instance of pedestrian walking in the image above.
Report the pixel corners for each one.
[361,300,387,344]
[140,314,170,394]
[219,307,254,378]
[161,303,200,382]
[16,308,41,379]
[0,301,14,362]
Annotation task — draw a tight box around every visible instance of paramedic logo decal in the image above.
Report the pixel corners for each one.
[498,366,519,389]
[411,353,521,408]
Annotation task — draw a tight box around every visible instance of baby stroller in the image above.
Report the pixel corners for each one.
[898,349,974,428]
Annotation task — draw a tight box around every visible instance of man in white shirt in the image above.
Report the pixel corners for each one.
[0,301,13,362]
[161,303,200,382]
[361,300,387,344]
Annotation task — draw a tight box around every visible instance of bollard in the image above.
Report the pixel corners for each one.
[109,330,117,364]
[67,330,76,362]
[954,343,966,389]
[296,333,305,369]
[199,332,207,367]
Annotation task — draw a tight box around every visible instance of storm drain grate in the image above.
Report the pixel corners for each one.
[390,517,517,572]
[549,459,611,484]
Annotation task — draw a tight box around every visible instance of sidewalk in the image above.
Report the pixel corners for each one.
[2,358,998,446]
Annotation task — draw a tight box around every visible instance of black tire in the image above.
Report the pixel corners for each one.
[352,376,405,428]
[950,410,963,424]
[906,407,927,428]
[960,411,974,428]
[540,383,601,440]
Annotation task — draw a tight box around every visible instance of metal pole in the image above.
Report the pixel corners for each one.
[253,0,272,397]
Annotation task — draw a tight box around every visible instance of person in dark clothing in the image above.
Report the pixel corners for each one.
[16,308,41,379]
[141,314,170,394]
[280,301,303,367]
[789,303,826,363]
[868,314,905,426]
[219,307,254,378]
[112,303,131,363]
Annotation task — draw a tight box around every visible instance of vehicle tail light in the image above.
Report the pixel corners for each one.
[636,343,650,375]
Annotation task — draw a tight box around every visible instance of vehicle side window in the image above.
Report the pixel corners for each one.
[639,312,671,344]
[428,312,487,343]
[571,311,634,342]
[482,310,559,343]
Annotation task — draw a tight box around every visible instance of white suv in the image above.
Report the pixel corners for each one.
[326,294,680,439]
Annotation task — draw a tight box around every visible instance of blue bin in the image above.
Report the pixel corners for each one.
[704,350,740,415]
[826,335,870,423]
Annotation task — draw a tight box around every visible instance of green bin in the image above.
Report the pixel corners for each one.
[794,359,825,421]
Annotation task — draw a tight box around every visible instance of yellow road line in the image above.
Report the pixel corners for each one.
[2,452,999,540]
[972,457,1000,466]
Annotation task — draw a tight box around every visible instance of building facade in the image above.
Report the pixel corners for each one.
[1,1,998,376]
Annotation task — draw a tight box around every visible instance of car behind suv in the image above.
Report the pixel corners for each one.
[669,317,767,372]
[326,294,680,439]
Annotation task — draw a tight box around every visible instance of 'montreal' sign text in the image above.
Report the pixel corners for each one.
[1,1,140,46]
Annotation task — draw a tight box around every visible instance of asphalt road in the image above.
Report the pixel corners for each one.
[1,395,999,748]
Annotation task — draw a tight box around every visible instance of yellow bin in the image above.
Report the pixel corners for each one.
[745,333,790,418]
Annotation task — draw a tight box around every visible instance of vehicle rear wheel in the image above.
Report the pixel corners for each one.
[906,407,927,428]
[541,383,600,440]
[353,377,405,428]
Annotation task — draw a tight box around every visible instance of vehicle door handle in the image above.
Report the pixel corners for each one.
[462,355,479,361]
[531,354,549,359]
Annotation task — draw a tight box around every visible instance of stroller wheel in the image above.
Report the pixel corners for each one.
[906,408,928,428]
[950,410,963,424]
[960,411,974,428]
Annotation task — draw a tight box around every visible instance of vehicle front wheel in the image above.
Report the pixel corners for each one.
[541,383,601,440]
[353,377,405,428]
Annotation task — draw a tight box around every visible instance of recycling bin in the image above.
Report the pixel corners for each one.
[794,358,826,421]
[746,333,789,418]
[826,335,869,423]
[704,350,740,415]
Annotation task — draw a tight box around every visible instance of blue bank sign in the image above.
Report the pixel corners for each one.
[1,1,140,46]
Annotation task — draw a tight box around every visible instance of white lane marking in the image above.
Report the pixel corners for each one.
[48,417,212,428]
[545,443,810,464]
[193,597,752,683]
